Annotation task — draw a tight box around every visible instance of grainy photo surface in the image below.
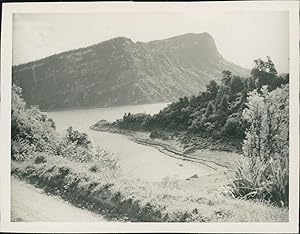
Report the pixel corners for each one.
[1,2,298,232]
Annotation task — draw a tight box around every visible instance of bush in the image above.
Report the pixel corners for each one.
[189,116,205,133]
[203,122,214,132]
[54,138,93,163]
[11,84,56,158]
[223,117,243,137]
[66,126,91,148]
[34,154,47,164]
[93,148,119,172]
[89,164,99,173]
[11,138,35,161]
[231,157,288,206]
[231,85,289,206]
[242,86,289,162]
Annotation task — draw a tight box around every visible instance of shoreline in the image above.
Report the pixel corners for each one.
[43,102,171,113]
[90,121,244,171]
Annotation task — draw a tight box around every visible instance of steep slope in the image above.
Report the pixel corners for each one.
[13,33,249,110]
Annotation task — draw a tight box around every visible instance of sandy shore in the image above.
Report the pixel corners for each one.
[90,121,245,172]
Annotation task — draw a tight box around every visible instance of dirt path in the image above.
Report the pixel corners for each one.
[11,177,107,222]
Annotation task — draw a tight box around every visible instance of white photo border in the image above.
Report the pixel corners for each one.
[1,1,299,233]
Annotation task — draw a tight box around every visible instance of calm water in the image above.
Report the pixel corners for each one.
[47,103,213,182]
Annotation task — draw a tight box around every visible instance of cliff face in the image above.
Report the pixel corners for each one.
[13,33,249,110]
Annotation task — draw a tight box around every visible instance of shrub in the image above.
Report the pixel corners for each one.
[223,117,243,137]
[34,154,47,164]
[204,101,215,118]
[189,116,206,132]
[251,57,277,89]
[66,126,91,148]
[203,122,214,132]
[242,86,289,162]
[93,148,119,172]
[11,138,35,161]
[231,85,289,206]
[230,76,243,93]
[231,157,288,206]
[55,139,93,163]
[11,84,56,158]
[219,95,229,112]
[89,164,99,173]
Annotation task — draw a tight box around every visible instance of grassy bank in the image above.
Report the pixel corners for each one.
[12,150,288,222]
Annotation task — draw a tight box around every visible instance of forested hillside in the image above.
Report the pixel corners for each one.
[12,33,249,110]
[114,57,289,143]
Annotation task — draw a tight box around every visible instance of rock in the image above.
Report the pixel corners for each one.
[186,174,199,180]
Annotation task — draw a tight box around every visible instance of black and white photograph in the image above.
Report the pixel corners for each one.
[0,1,299,233]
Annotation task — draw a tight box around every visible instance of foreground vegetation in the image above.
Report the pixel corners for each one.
[12,153,288,222]
[232,85,289,206]
[11,57,289,221]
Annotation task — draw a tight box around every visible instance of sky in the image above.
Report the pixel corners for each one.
[13,11,289,73]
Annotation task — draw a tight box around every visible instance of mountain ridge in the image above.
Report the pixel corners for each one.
[13,33,216,67]
[13,33,250,110]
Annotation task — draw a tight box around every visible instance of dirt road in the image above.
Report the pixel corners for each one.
[11,177,106,222]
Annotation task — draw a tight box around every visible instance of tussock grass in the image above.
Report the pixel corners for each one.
[230,157,289,207]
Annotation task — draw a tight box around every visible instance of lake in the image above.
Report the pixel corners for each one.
[47,103,213,182]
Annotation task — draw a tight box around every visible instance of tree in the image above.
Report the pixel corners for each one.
[220,95,229,112]
[266,56,278,75]
[189,95,197,107]
[242,85,289,163]
[223,117,242,137]
[206,80,218,100]
[221,70,232,86]
[235,85,289,206]
[269,73,289,91]
[216,84,231,106]
[178,96,189,107]
[204,101,215,117]
[244,77,256,91]
[251,57,277,89]
[66,126,91,148]
[230,76,243,93]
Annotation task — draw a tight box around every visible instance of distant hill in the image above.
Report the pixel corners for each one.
[13,33,249,110]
